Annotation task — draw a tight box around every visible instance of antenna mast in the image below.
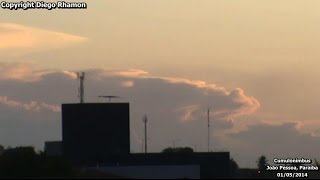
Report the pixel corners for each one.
[143,115,148,153]
[77,72,85,103]
[207,108,210,152]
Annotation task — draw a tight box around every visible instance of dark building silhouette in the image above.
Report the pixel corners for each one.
[62,103,130,164]
[60,103,230,178]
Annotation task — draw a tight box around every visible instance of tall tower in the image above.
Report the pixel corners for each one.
[77,72,85,103]
[207,108,210,152]
[143,115,148,153]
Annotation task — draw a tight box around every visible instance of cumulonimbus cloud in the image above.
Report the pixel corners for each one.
[95,69,261,122]
[0,64,260,122]
[0,23,88,55]
[1,64,319,168]
[0,64,263,161]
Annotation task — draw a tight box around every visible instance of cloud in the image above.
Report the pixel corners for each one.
[0,23,88,55]
[62,71,78,80]
[107,69,149,78]
[0,63,52,82]
[219,122,320,167]
[0,64,260,120]
[0,63,80,82]
[108,69,227,93]
[225,88,260,117]
[121,80,135,88]
[0,64,319,168]
[0,64,262,164]
[0,96,60,112]
[94,69,260,121]
[177,105,201,122]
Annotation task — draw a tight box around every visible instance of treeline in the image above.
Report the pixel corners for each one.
[0,146,74,178]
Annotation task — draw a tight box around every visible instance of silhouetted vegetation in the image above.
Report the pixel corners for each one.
[161,147,194,154]
[0,145,4,156]
[257,155,268,172]
[256,156,268,178]
[0,146,74,178]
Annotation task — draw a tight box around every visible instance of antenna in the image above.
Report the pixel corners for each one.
[143,115,148,153]
[207,108,210,152]
[141,139,144,153]
[77,72,85,103]
[193,144,198,152]
[98,95,121,103]
[171,138,181,149]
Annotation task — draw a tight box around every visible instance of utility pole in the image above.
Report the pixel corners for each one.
[141,139,144,153]
[207,108,210,152]
[193,144,198,152]
[143,115,148,153]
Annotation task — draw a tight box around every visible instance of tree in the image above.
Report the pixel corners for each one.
[162,147,194,154]
[0,145,4,156]
[0,146,74,178]
[257,156,268,172]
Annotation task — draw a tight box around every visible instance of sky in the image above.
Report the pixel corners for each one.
[1,0,320,168]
